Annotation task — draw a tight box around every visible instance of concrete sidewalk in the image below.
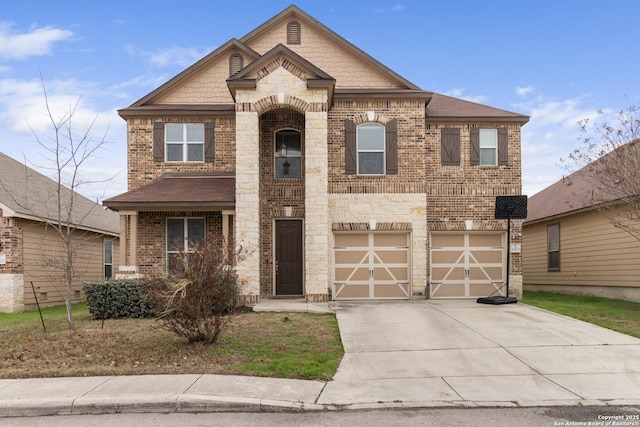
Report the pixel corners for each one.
[1,300,639,417]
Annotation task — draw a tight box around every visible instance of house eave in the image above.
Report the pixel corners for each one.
[118,104,236,118]
[426,116,530,124]
[103,201,235,212]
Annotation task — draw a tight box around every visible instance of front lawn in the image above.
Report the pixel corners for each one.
[0,303,343,380]
[523,291,640,338]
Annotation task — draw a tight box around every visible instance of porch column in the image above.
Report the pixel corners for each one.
[304,110,329,302]
[117,211,139,277]
[235,110,260,300]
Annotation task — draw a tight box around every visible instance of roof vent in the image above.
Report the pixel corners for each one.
[287,20,301,45]
[229,54,243,76]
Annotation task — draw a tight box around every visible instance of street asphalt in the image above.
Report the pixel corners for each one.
[1,300,639,417]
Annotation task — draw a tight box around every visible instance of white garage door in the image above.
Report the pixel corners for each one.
[430,233,505,299]
[333,232,411,300]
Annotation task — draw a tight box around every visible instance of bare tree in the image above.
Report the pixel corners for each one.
[563,104,640,239]
[2,77,112,329]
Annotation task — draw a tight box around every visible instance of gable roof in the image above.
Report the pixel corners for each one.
[525,140,640,224]
[0,152,119,235]
[226,43,336,103]
[120,5,427,118]
[426,93,529,123]
[239,5,421,90]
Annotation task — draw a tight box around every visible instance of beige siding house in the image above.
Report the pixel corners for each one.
[104,5,528,303]
[0,153,120,312]
[523,146,640,302]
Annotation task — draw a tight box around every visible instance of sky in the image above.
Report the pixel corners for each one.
[1,0,639,203]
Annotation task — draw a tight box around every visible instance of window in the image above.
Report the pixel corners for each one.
[165,123,204,162]
[287,20,301,44]
[547,223,560,271]
[274,130,301,178]
[167,218,205,273]
[104,240,113,279]
[479,129,497,166]
[470,127,508,166]
[357,122,385,175]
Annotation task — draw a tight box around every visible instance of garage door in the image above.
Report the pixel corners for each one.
[430,233,505,299]
[333,232,410,300]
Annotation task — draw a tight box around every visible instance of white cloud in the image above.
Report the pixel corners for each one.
[516,85,534,96]
[126,44,212,68]
[0,77,127,201]
[0,22,73,59]
[444,87,489,104]
[515,95,604,195]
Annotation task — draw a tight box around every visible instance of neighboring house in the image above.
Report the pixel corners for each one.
[523,143,640,302]
[104,5,528,303]
[0,153,120,313]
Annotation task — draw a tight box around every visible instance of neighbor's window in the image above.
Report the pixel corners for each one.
[167,218,205,273]
[165,123,204,162]
[357,122,385,175]
[547,223,560,271]
[479,128,498,166]
[104,240,113,279]
[275,129,302,178]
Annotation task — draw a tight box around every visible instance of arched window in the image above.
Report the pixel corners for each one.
[357,123,385,175]
[287,20,301,45]
[274,129,302,178]
[229,54,243,76]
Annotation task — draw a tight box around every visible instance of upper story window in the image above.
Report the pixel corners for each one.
[165,123,204,162]
[229,53,243,76]
[344,119,397,175]
[547,223,560,271]
[479,129,498,166]
[470,127,508,167]
[274,129,301,178]
[287,20,301,45]
[357,122,385,175]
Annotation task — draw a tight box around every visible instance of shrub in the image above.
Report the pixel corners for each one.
[83,279,155,319]
[143,236,248,344]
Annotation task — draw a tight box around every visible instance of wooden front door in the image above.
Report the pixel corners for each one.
[275,220,303,295]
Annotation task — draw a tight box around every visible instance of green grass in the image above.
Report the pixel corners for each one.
[523,291,640,338]
[0,303,89,328]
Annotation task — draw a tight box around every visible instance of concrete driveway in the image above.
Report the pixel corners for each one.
[319,300,640,407]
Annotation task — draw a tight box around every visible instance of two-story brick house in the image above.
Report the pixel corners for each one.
[104,5,528,303]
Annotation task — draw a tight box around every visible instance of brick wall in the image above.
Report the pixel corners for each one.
[126,117,236,191]
[0,216,23,275]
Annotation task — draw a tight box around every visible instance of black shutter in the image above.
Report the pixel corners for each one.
[344,119,356,174]
[441,128,460,166]
[470,127,480,165]
[153,121,164,162]
[385,119,398,174]
[205,122,215,162]
[498,127,508,165]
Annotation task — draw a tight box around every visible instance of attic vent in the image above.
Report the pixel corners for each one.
[229,54,243,76]
[287,20,301,45]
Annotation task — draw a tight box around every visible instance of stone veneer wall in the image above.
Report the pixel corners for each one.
[235,64,329,301]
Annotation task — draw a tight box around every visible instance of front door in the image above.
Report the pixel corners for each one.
[275,220,303,295]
